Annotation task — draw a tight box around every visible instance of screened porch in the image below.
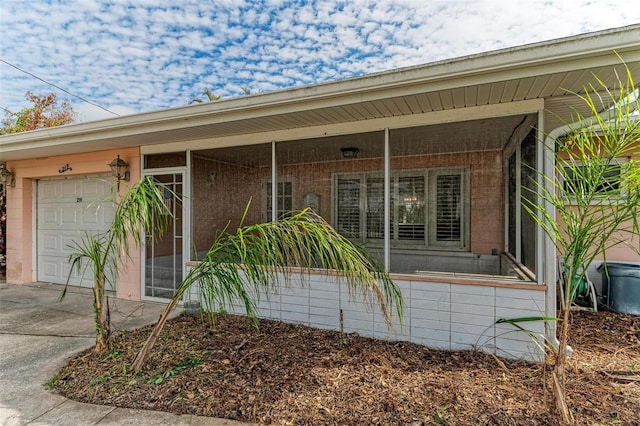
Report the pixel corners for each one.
[184,114,539,282]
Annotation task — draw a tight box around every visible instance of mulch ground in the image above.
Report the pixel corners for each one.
[48,310,639,425]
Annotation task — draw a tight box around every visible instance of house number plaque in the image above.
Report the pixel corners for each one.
[59,164,72,174]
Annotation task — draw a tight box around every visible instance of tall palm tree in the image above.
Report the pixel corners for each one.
[65,177,173,353]
[131,204,403,371]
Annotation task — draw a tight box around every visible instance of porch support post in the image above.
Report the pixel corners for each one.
[271,141,277,223]
[515,144,522,262]
[539,110,558,342]
[185,149,191,285]
[535,113,545,285]
[384,128,391,272]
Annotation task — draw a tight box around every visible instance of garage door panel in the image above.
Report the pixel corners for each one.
[81,204,108,226]
[37,231,77,257]
[80,179,114,201]
[82,209,98,225]
[60,234,80,253]
[79,180,101,197]
[45,260,87,287]
[39,258,84,285]
[60,206,79,226]
[62,262,82,286]
[40,208,59,227]
[39,205,109,231]
[38,232,60,252]
[61,181,80,200]
[39,260,60,282]
[98,204,116,222]
[39,180,61,201]
[37,176,115,286]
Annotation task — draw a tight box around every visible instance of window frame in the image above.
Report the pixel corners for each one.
[332,167,469,251]
[428,168,468,248]
[265,178,294,220]
[560,157,629,205]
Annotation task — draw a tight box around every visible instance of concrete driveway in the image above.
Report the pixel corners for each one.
[0,282,246,425]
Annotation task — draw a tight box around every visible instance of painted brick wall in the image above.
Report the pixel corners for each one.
[191,156,264,255]
[193,150,504,256]
[186,269,546,362]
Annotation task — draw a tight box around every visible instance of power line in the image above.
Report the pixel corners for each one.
[0,59,120,116]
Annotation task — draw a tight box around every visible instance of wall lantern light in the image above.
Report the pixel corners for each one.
[341,147,359,159]
[0,163,15,187]
[109,155,130,189]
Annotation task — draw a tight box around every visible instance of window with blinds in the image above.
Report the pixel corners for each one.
[397,176,426,241]
[336,178,361,239]
[366,178,384,239]
[334,168,467,249]
[432,173,461,245]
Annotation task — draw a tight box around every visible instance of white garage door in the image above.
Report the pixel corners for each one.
[37,176,116,287]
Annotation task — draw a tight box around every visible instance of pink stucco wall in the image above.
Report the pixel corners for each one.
[558,140,640,264]
[4,147,142,300]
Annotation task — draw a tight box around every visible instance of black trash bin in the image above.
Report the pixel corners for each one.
[598,262,640,315]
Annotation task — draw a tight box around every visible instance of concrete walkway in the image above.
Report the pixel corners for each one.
[0,282,248,425]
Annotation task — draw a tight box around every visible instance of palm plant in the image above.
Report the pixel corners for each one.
[65,177,173,353]
[522,66,640,423]
[191,88,221,103]
[131,204,403,371]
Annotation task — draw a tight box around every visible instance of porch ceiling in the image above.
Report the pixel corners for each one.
[194,115,531,167]
[1,25,639,161]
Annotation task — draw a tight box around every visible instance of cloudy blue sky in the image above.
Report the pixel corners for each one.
[1,0,639,122]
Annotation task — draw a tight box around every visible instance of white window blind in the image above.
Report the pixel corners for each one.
[336,178,361,239]
[366,178,384,239]
[397,176,426,241]
[334,168,468,249]
[433,174,461,243]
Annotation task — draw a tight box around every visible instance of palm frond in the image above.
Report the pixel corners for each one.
[132,205,404,371]
[186,208,403,326]
[110,176,174,261]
